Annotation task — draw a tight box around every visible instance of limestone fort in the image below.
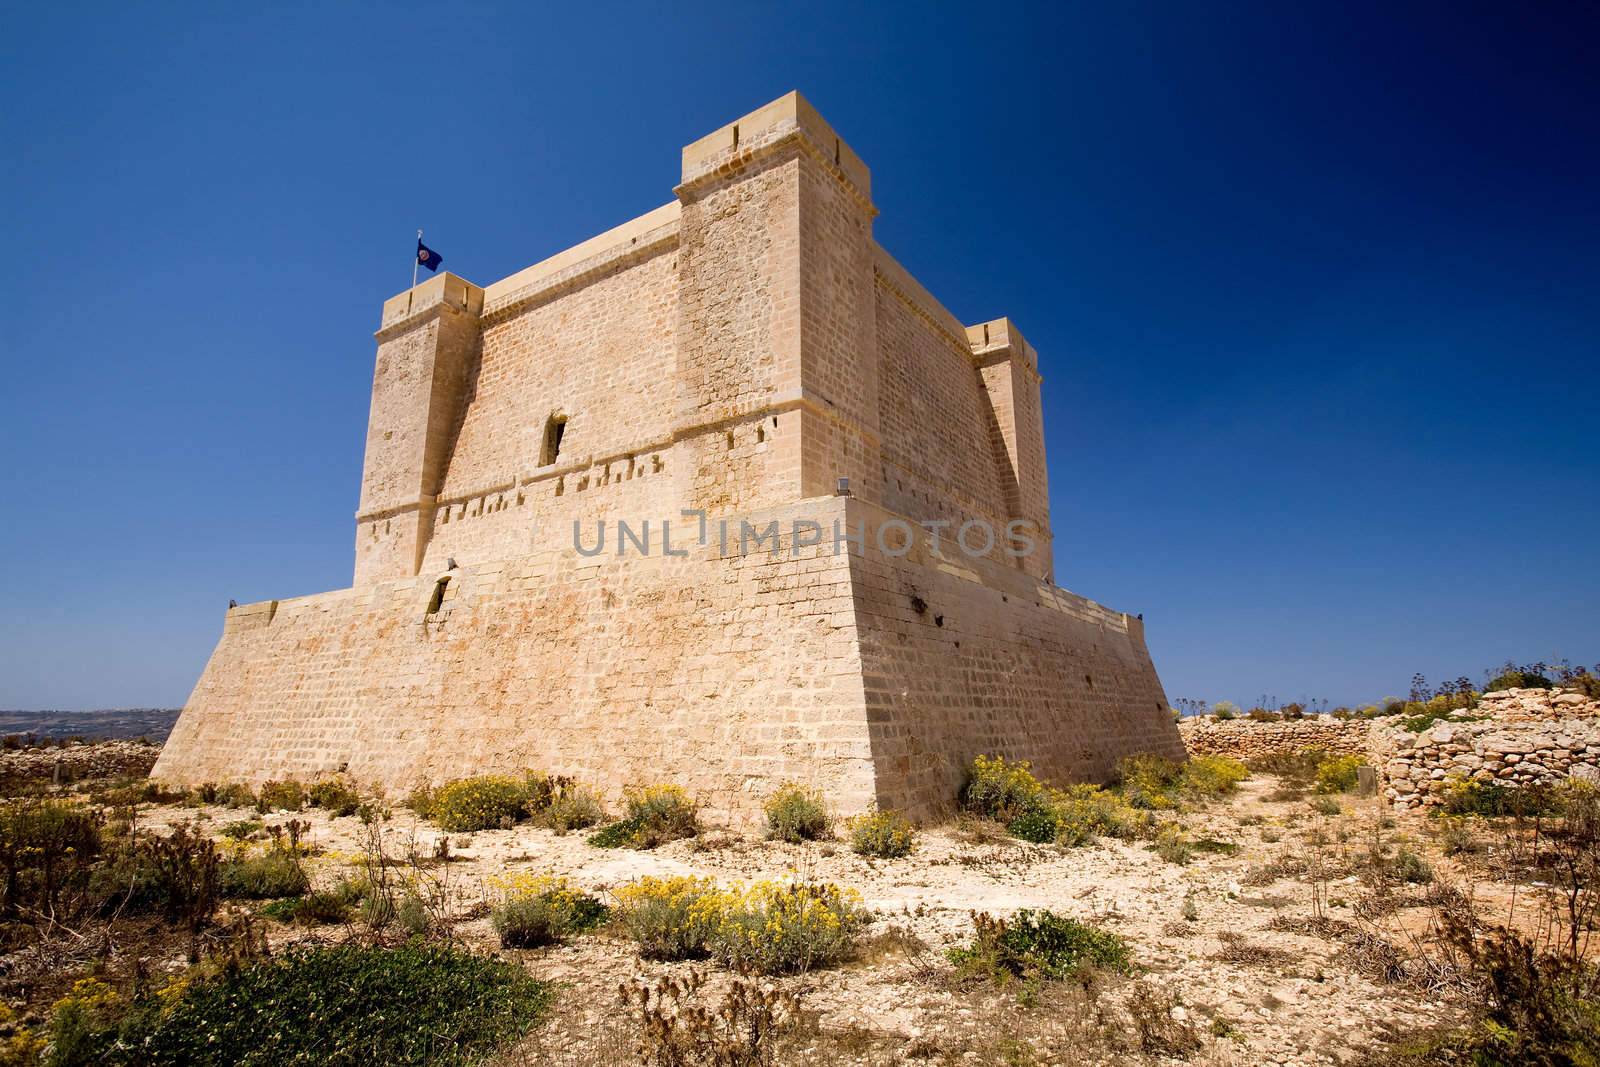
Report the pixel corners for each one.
[153,92,1184,819]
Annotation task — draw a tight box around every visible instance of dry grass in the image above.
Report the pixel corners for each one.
[1211,930,1296,967]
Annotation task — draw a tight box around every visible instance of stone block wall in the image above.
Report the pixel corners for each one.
[846,501,1181,817]
[1375,688,1600,809]
[1176,688,1600,810]
[155,499,1179,823]
[1177,716,1371,761]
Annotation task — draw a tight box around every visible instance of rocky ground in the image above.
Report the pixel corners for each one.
[122,772,1533,1067]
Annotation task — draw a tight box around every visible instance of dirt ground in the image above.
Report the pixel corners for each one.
[124,773,1528,1067]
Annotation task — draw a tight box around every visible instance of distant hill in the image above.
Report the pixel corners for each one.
[0,708,180,743]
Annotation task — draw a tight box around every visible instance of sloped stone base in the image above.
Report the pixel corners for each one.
[154,499,1181,822]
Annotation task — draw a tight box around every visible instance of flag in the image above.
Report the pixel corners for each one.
[416,239,442,272]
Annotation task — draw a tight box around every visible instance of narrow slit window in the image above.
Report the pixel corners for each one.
[426,577,450,615]
[540,415,567,466]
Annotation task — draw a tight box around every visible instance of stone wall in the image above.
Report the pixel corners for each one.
[1176,688,1600,810]
[1,740,161,788]
[155,500,1177,823]
[1376,688,1600,809]
[1177,716,1370,761]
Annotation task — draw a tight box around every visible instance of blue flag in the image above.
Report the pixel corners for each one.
[416,239,442,272]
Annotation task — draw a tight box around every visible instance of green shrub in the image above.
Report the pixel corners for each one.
[103,825,220,930]
[611,876,721,960]
[1439,776,1561,818]
[712,881,865,975]
[543,785,604,833]
[1050,784,1143,845]
[360,890,396,929]
[517,771,558,817]
[1153,823,1193,864]
[1434,816,1478,856]
[960,755,1049,823]
[588,785,698,849]
[1118,754,1184,809]
[1118,754,1246,809]
[626,784,699,845]
[959,756,1150,846]
[207,782,256,809]
[405,784,437,819]
[45,977,123,1066]
[585,816,643,849]
[1486,664,1553,692]
[1182,755,1249,799]
[255,779,305,813]
[847,810,916,858]
[1390,848,1433,885]
[219,818,261,841]
[1310,795,1342,816]
[432,775,526,832]
[0,799,103,919]
[1006,805,1061,844]
[490,874,607,948]
[763,783,830,843]
[950,909,1132,982]
[396,892,430,936]
[612,876,865,974]
[1212,701,1239,720]
[111,943,551,1065]
[218,847,309,899]
[260,889,351,925]
[1313,754,1365,794]
[307,777,361,817]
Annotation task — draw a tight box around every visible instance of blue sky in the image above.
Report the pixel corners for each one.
[2,2,1595,710]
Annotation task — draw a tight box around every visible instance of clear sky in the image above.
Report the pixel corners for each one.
[2,2,1595,711]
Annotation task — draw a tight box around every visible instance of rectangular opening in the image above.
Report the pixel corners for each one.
[540,415,567,466]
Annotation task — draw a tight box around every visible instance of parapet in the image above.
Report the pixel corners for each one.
[679,90,871,203]
[379,271,484,333]
[967,317,1038,374]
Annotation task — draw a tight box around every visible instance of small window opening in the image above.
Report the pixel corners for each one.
[426,576,450,615]
[725,431,734,450]
[1084,674,1094,689]
[756,425,765,443]
[540,415,567,466]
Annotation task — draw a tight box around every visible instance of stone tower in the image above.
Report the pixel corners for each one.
[153,92,1184,819]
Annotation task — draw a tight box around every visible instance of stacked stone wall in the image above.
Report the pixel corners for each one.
[1177,716,1370,761]
[1176,688,1600,810]
[1376,688,1600,809]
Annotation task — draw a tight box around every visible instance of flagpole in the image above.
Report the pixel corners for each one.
[407,229,422,315]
